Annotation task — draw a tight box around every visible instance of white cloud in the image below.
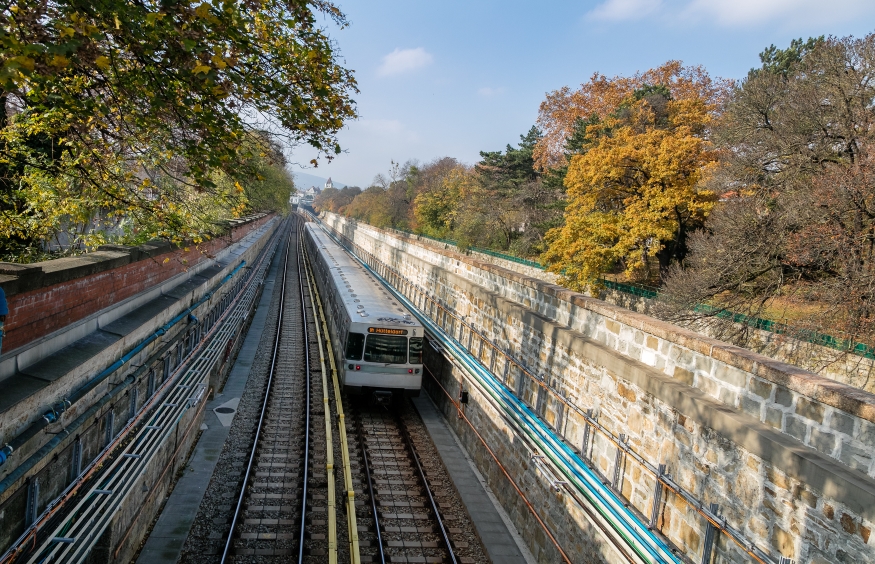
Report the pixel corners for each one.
[477,86,504,98]
[587,0,663,21]
[377,48,434,77]
[682,0,871,26]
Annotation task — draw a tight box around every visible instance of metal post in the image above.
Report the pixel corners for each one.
[612,434,626,489]
[649,463,666,529]
[25,477,39,526]
[70,437,82,481]
[581,409,593,461]
[502,357,510,384]
[104,410,115,447]
[147,368,156,398]
[701,502,720,564]
[129,386,139,421]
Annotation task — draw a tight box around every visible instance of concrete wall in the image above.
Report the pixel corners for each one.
[0,217,279,558]
[322,212,875,564]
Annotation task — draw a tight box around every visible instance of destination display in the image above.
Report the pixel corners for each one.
[368,327,408,335]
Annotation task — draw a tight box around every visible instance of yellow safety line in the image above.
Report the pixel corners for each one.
[303,253,338,564]
[303,246,361,564]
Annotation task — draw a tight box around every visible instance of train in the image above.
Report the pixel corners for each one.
[303,220,424,400]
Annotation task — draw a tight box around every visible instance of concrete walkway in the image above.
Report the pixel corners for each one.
[412,395,535,564]
[136,243,282,564]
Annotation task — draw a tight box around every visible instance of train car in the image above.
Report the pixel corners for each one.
[304,222,424,399]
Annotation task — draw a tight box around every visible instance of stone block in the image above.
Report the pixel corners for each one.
[796,396,825,424]
[829,411,855,436]
[617,381,637,403]
[810,429,837,455]
[785,415,809,442]
[739,396,763,419]
[860,421,875,449]
[838,443,873,473]
[718,387,738,407]
[774,387,794,407]
[606,320,620,334]
[646,336,658,350]
[771,526,796,559]
[712,363,746,388]
[749,377,773,400]
[673,367,695,386]
[765,407,783,430]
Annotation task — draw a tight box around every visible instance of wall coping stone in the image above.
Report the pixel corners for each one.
[331,214,875,425]
[0,213,268,297]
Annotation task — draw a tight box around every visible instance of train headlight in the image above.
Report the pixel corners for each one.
[355,365,361,370]
[348,364,354,369]
[415,369,420,374]
[408,369,413,373]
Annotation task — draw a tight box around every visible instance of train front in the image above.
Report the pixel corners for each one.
[342,316,424,399]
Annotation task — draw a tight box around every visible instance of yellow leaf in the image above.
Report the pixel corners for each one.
[95,56,110,70]
[193,64,211,75]
[162,258,170,264]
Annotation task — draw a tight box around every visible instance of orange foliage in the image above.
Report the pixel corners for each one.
[533,61,732,170]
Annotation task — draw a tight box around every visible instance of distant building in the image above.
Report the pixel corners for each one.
[325,177,334,190]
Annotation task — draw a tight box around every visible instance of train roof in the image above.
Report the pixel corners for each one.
[305,222,422,329]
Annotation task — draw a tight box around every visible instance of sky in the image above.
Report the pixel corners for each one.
[288,0,875,188]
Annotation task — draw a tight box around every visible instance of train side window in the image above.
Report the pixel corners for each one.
[345,332,365,360]
[409,337,423,364]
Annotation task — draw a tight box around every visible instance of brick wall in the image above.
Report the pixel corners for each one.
[0,214,273,353]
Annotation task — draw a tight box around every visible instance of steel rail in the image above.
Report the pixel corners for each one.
[302,235,361,564]
[13,221,284,564]
[422,364,575,564]
[355,415,385,564]
[296,219,313,564]
[301,232,339,564]
[395,411,459,564]
[220,222,293,563]
[307,211,779,564]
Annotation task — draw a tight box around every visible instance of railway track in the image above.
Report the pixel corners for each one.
[183,215,487,563]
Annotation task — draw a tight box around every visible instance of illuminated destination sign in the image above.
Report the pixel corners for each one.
[368,327,408,335]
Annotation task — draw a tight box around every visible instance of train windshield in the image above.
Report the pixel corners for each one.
[363,334,408,364]
[409,337,423,364]
[345,333,365,360]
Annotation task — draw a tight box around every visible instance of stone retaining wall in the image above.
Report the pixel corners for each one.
[323,212,875,563]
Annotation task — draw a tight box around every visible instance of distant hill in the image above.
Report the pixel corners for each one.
[293,171,347,190]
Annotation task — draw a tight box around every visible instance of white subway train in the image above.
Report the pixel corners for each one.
[303,221,424,399]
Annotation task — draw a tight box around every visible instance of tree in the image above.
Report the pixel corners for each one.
[660,34,875,349]
[475,126,565,256]
[0,0,357,252]
[540,67,724,292]
[534,61,730,171]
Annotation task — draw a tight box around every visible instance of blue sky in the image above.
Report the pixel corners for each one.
[289,0,875,188]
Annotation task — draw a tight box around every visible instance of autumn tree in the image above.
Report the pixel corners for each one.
[540,65,726,291]
[660,35,875,349]
[0,0,357,255]
[314,185,362,214]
